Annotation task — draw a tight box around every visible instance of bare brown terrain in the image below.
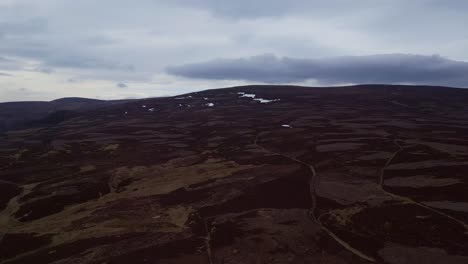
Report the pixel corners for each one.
[1,84,468,264]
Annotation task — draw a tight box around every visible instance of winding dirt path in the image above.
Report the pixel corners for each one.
[379,139,468,230]
[0,183,37,246]
[254,133,376,263]
[378,140,404,186]
[202,217,214,264]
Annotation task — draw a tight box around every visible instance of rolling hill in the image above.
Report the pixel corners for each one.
[1,85,468,264]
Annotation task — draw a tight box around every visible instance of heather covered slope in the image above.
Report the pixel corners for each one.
[0,97,133,132]
[1,85,468,264]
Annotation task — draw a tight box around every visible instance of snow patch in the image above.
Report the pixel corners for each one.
[255,98,280,104]
[148,108,155,112]
[240,93,256,98]
[142,105,147,108]
[281,124,292,128]
[238,91,280,104]
[206,103,214,107]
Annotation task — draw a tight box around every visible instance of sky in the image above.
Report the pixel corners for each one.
[1,0,468,102]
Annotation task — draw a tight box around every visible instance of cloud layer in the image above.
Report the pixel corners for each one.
[1,1,468,101]
[167,54,468,87]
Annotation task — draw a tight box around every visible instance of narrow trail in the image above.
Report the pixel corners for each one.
[254,133,376,263]
[379,139,468,230]
[202,217,214,264]
[378,140,404,186]
[0,183,36,246]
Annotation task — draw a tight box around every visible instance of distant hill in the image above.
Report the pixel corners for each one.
[0,97,134,132]
[50,97,103,103]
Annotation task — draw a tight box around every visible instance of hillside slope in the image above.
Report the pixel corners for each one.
[0,98,133,132]
[1,85,468,264]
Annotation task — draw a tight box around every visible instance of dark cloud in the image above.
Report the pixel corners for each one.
[0,72,12,77]
[167,54,468,87]
[33,67,54,74]
[117,82,128,88]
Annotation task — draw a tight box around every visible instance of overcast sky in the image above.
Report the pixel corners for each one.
[1,0,468,102]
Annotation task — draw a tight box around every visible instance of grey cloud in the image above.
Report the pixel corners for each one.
[0,72,12,76]
[171,0,468,20]
[0,17,48,37]
[0,40,135,72]
[167,54,468,87]
[33,67,54,74]
[0,14,134,75]
[45,55,135,71]
[0,56,24,71]
[170,0,362,19]
[1,0,468,102]
[117,82,128,88]
[84,35,117,46]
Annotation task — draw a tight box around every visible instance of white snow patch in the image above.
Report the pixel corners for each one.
[142,105,147,108]
[240,93,256,98]
[238,92,279,104]
[254,98,280,104]
[148,108,155,112]
[203,97,209,100]
[124,111,128,115]
[206,103,214,107]
[281,124,292,128]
